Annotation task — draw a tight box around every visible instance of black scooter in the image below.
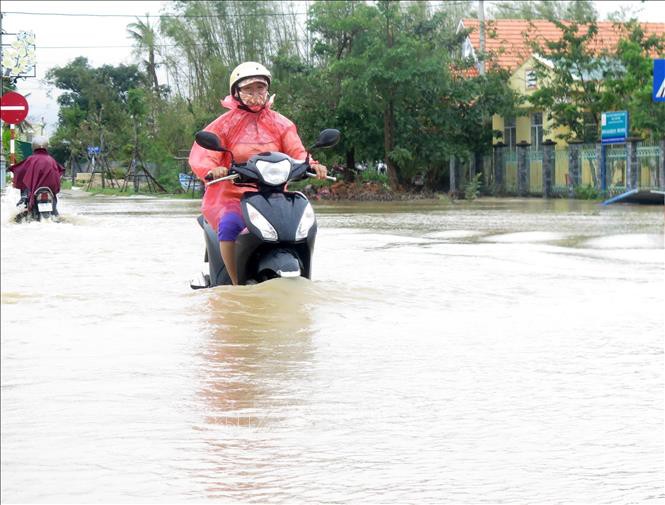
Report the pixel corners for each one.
[15,187,59,223]
[190,128,340,288]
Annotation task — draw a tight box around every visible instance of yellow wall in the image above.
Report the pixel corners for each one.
[493,56,572,147]
[516,116,531,144]
[510,57,539,100]
[492,114,503,137]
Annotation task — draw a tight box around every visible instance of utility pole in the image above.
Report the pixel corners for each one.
[1,12,4,94]
[479,0,486,76]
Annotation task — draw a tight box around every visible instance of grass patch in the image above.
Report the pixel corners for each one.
[573,184,601,200]
[73,184,201,199]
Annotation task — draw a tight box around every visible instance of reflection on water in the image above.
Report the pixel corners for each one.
[1,188,663,503]
[198,279,317,426]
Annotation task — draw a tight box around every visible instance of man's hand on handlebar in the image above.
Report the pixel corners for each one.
[310,163,328,180]
[207,166,229,180]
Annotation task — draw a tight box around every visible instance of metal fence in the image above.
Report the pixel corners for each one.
[487,139,664,197]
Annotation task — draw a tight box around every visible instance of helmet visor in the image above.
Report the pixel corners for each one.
[237,76,269,89]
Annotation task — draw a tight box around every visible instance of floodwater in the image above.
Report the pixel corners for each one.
[1,187,663,504]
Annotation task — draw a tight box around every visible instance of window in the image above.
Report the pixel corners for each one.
[531,112,543,150]
[525,69,537,89]
[462,37,475,59]
[503,116,516,150]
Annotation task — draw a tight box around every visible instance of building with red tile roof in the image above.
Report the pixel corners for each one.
[457,18,665,152]
[459,18,665,73]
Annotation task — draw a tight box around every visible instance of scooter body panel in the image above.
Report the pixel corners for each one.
[15,187,58,222]
[196,214,231,286]
[195,190,317,287]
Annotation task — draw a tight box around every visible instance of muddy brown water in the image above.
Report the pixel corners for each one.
[1,187,663,503]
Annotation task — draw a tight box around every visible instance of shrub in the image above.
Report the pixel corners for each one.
[464,173,482,200]
[574,184,600,200]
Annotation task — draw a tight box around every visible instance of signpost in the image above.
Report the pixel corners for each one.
[654,59,665,103]
[601,111,628,145]
[600,111,630,194]
[1,91,30,165]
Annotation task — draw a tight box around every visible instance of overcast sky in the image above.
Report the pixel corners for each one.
[2,0,665,135]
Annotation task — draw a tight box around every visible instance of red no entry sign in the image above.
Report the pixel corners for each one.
[0,91,30,124]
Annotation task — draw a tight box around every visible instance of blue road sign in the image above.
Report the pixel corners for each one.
[601,111,628,145]
[87,146,100,156]
[654,59,665,102]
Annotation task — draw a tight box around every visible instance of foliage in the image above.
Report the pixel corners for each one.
[489,0,597,22]
[358,170,389,185]
[127,16,162,94]
[574,183,600,199]
[41,0,663,198]
[464,173,482,200]
[300,0,519,191]
[45,57,148,163]
[602,21,665,141]
[2,127,29,164]
[528,20,609,144]
[528,19,665,144]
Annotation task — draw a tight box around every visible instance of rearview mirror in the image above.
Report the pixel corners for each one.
[195,131,227,152]
[309,129,341,150]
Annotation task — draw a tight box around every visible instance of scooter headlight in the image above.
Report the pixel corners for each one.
[255,159,291,185]
[246,203,278,241]
[295,202,316,240]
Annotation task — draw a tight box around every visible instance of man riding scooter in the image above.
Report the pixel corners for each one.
[8,135,65,220]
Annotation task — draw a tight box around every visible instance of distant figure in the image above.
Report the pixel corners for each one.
[8,135,65,211]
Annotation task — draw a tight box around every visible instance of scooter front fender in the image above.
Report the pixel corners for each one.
[256,249,302,280]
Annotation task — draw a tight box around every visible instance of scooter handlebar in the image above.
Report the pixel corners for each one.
[306,172,337,182]
[204,165,336,186]
[205,173,240,186]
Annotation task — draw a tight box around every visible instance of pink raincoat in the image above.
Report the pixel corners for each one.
[188,95,310,232]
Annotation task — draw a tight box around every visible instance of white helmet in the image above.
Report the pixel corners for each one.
[32,135,49,149]
[229,61,271,96]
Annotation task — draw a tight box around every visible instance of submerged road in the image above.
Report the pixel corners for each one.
[1,187,663,503]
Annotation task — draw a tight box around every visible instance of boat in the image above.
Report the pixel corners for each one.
[601,189,665,206]
[179,172,204,193]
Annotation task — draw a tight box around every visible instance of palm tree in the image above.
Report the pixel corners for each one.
[127,16,160,95]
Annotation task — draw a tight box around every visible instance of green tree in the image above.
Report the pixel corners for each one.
[527,18,665,188]
[301,0,517,191]
[490,0,597,22]
[127,16,161,95]
[46,57,147,168]
[528,20,608,143]
[602,21,665,140]
[296,0,382,181]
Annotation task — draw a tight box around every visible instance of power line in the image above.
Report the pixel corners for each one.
[35,40,306,49]
[3,2,478,19]
[2,10,310,19]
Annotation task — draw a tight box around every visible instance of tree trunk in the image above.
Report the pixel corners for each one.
[384,98,399,189]
[345,148,356,183]
[148,49,159,94]
[383,11,398,190]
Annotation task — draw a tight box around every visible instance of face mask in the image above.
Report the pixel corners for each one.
[239,87,268,111]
